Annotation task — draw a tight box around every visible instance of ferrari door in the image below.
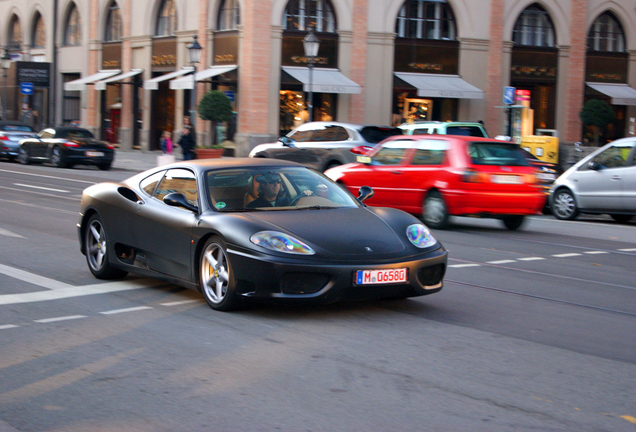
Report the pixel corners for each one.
[133,168,198,281]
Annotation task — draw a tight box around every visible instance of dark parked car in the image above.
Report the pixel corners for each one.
[0,121,38,161]
[249,121,402,171]
[18,126,115,170]
[78,158,447,311]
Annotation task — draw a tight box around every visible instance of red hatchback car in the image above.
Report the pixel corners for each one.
[325,135,545,230]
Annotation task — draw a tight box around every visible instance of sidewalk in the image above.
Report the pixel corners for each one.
[113,149,166,172]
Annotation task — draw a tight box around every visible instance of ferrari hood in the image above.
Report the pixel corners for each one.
[245,207,407,256]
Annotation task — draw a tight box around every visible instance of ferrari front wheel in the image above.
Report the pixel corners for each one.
[200,237,238,311]
[85,214,127,279]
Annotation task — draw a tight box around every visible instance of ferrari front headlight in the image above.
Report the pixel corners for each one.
[250,231,315,255]
[406,224,437,248]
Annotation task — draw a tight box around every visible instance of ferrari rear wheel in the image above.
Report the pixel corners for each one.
[18,147,30,165]
[50,146,68,168]
[85,214,128,279]
[200,237,238,311]
[423,191,450,230]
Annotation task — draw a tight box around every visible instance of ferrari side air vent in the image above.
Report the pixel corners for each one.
[118,187,141,203]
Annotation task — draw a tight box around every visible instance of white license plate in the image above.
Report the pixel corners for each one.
[86,151,104,157]
[355,268,408,285]
[491,174,522,184]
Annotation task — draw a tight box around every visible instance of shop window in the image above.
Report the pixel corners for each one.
[284,0,336,33]
[587,12,625,53]
[9,16,22,50]
[512,4,555,47]
[104,1,122,42]
[64,4,82,46]
[156,0,177,36]
[396,0,456,40]
[218,0,240,30]
[32,13,46,48]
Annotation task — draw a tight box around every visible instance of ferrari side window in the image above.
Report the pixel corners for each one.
[140,171,166,196]
[155,169,198,205]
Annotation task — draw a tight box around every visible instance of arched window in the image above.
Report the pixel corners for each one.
[64,3,82,46]
[9,16,23,49]
[218,0,240,30]
[512,4,555,47]
[32,13,46,48]
[284,0,336,33]
[587,12,625,52]
[156,0,177,36]
[395,0,456,40]
[105,1,122,42]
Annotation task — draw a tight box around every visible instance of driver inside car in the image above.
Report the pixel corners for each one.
[246,173,291,208]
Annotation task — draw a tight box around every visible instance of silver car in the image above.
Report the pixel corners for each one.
[549,137,636,222]
[249,121,401,172]
[0,121,38,161]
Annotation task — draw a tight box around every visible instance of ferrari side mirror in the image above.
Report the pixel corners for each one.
[357,185,374,203]
[164,192,198,213]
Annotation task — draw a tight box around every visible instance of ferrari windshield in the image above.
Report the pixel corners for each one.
[205,166,360,211]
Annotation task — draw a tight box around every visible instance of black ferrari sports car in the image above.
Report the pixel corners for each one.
[78,158,447,311]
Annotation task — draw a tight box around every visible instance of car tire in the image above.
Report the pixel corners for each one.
[502,215,525,230]
[199,236,239,311]
[85,214,128,280]
[50,146,68,168]
[610,214,633,223]
[98,162,112,171]
[552,189,579,220]
[324,161,340,172]
[17,147,30,165]
[423,191,450,230]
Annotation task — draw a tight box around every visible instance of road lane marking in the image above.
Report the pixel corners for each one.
[618,248,636,252]
[160,300,199,306]
[486,260,516,264]
[448,264,481,268]
[0,279,167,306]
[0,168,95,184]
[517,257,545,261]
[0,264,73,290]
[0,324,19,330]
[34,315,86,323]
[100,306,153,315]
[13,183,70,193]
[552,253,582,258]
[0,228,25,238]
[584,251,608,254]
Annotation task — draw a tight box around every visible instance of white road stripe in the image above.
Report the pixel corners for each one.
[0,168,95,184]
[486,260,516,264]
[0,324,19,330]
[618,248,636,252]
[584,251,608,255]
[100,306,153,315]
[14,183,69,193]
[160,300,199,306]
[0,264,73,290]
[517,257,545,261]
[448,264,481,268]
[552,253,582,258]
[0,279,167,306]
[34,315,86,323]
[0,228,25,238]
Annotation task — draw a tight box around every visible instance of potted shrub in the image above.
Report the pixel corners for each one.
[196,90,234,158]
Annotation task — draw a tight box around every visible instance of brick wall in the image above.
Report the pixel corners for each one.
[348,0,368,124]
[564,0,587,142]
[485,0,504,135]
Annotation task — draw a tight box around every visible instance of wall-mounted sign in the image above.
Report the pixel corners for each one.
[102,42,122,69]
[394,40,459,75]
[510,47,558,83]
[17,61,50,87]
[152,37,177,70]
[213,31,239,66]
[281,33,338,69]
[585,52,628,83]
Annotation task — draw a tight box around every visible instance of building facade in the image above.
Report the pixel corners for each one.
[1,0,635,155]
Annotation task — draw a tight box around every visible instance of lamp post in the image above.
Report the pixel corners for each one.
[303,29,320,122]
[2,48,11,120]
[187,35,203,128]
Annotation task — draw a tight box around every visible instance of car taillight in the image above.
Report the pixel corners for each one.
[106,144,115,150]
[462,169,487,183]
[0,134,8,141]
[350,145,374,155]
[63,141,80,148]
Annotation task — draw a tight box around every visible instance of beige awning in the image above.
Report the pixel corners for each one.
[143,68,194,90]
[169,65,238,90]
[282,66,362,94]
[586,82,636,105]
[95,69,144,90]
[64,70,121,91]
[395,72,484,99]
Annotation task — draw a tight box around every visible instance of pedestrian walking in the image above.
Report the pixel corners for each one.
[160,130,173,155]
[178,127,196,160]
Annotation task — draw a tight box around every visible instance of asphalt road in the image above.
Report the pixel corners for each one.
[0,162,635,432]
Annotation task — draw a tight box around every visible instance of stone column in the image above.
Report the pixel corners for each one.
[627,50,636,137]
[119,0,133,150]
[484,0,504,135]
[563,0,587,142]
[348,0,368,124]
[86,0,100,133]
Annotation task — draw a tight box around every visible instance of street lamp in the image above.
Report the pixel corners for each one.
[2,48,11,120]
[303,29,320,122]
[187,35,203,128]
